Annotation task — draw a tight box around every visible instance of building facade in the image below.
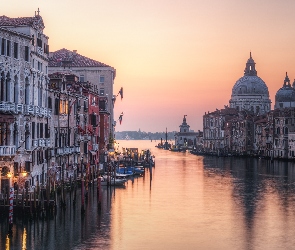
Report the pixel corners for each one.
[48,49,116,150]
[0,13,51,192]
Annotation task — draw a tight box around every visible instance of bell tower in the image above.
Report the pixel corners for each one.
[244,52,257,76]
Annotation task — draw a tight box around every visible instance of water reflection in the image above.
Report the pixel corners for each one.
[2,140,295,249]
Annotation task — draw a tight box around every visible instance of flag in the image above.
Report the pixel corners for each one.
[119,112,123,125]
[119,87,123,100]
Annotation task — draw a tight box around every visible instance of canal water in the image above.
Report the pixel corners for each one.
[2,140,295,249]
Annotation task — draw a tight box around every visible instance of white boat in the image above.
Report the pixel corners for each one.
[100,176,126,186]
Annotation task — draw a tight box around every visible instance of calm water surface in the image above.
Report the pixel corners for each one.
[2,140,295,250]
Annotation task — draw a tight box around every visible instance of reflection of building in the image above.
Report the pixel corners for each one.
[229,53,271,114]
[0,12,50,191]
[175,115,200,147]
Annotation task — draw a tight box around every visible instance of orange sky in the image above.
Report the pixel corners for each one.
[4,0,295,132]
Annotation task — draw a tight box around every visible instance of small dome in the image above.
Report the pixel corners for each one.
[275,73,295,102]
[275,86,295,102]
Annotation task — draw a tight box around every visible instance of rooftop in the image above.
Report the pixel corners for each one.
[49,48,111,68]
[0,14,45,30]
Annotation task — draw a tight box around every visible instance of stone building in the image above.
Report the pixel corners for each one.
[229,53,271,114]
[272,108,295,159]
[0,12,51,191]
[203,107,238,154]
[174,115,199,148]
[48,48,116,150]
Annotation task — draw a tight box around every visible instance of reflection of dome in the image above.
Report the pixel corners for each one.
[274,73,295,108]
[229,53,271,114]
[232,75,269,96]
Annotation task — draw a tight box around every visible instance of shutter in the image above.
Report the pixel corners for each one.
[40,123,43,138]
[37,123,40,138]
[45,123,48,138]
[48,96,52,109]
[25,161,30,172]
[84,142,87,154]
[32,122,35,139]
[14,162,19,175]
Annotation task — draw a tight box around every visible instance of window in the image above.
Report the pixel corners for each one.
[37,38,42,48]
[25,46,29,61]
[6,40,11,56]
[100,76,105,84]
[13,42,18,59]
[1,38,5,55]
[100,88,105,96]
[80,75,84,82]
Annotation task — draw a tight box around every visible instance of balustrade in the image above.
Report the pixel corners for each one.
[0,146,16,156]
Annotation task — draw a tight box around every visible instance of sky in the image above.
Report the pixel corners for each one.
[3,0,295,132]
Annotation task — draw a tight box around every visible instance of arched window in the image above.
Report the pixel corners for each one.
[276,127,280,135]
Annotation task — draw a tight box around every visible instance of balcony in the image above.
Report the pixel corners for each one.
[16,104,23,113]
[24,104,34,115]
[84,135,91,141]
[93,144,99,151]
[0,146,16,156]
[38,138,45,147]
[32,139,38,147]
[45,139,51,147]
[57,148,64,155]
[74,146,80,153]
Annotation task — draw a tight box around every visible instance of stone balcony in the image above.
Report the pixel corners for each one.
[0,146,16,156]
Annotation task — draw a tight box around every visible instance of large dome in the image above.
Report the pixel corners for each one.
[229,53,271,114]
[231,75,269,97]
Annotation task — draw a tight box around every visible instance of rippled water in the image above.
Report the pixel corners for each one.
[2,140,295,250]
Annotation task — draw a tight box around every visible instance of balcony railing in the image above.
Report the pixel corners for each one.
[93,144,99,151]
[84,135,91,141]
[75,146,80,153]
[0,146,16,156]
[24,104,35,115]
[32,139,38,147]
[38,138,45,147]
[45,139,51,147]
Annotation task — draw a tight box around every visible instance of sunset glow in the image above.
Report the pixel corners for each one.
[4,0,295,132]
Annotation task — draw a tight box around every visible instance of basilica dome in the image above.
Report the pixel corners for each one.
[231,53,269,97]
[229,53,271,114]
[231,75,269,96]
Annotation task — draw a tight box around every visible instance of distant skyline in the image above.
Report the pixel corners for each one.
[4,0,295,132]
